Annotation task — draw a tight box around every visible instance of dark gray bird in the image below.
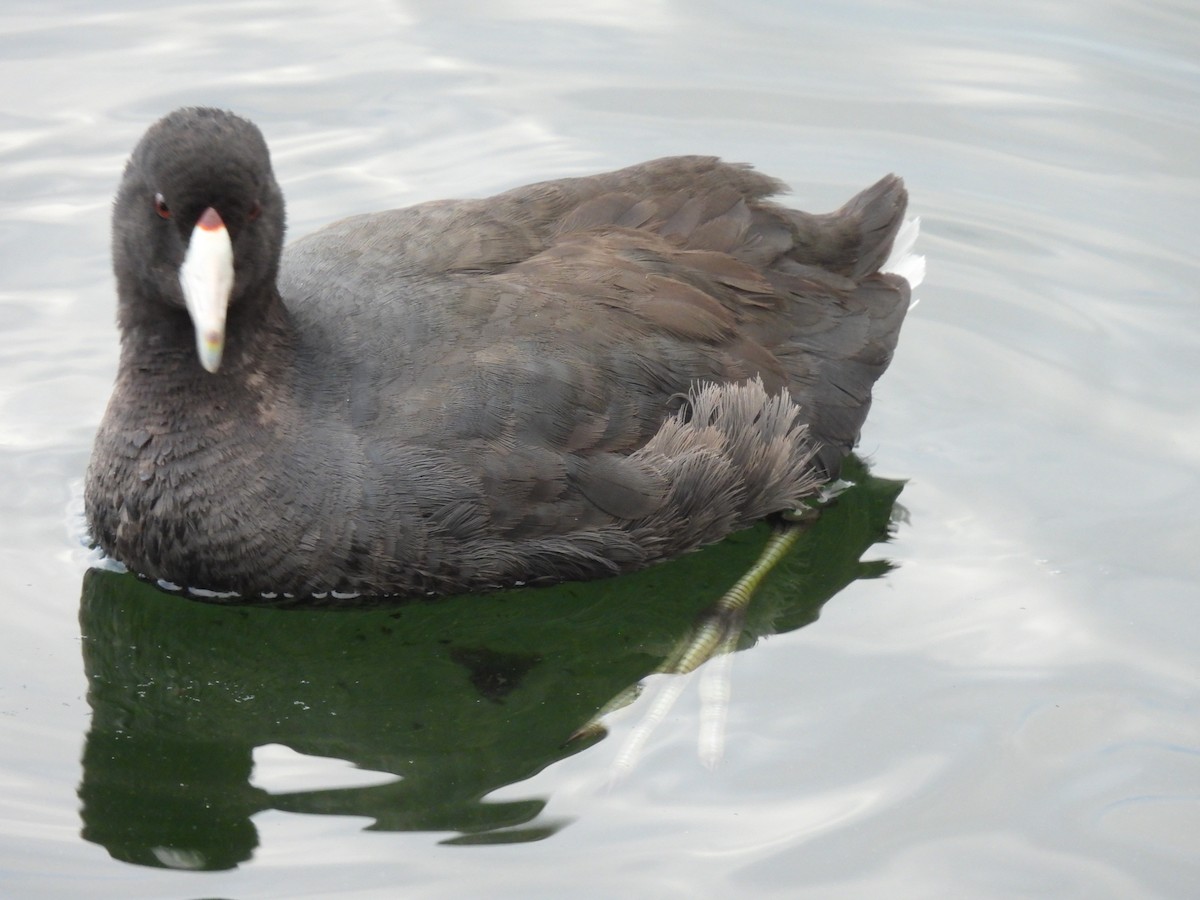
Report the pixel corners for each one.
[86,107,918,599]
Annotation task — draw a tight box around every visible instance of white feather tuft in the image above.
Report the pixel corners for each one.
[883,215,925,297]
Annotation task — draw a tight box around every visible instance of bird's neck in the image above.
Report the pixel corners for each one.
[119,284,292,377]
[111,286,297,436]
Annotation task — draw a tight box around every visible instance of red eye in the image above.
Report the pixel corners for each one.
[248,200,262,221]
[154,193,171,219]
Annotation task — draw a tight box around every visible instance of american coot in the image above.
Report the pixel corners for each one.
[86,107,920,600]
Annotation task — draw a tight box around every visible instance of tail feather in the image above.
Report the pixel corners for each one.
[838,173,909,278]
[782,174,909,279]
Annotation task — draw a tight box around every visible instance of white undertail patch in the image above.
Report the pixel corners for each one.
[883,216,925,307]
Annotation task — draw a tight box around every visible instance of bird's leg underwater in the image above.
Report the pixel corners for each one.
[572,502,824,774]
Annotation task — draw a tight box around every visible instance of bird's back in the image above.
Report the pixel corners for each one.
[278,157,911,474]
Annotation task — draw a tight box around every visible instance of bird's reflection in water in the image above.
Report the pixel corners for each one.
[77,457,903,869]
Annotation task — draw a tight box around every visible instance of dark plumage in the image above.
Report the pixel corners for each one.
[86,107,915,597]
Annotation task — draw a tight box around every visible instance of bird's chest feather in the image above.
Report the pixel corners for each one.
[87,410,277,570]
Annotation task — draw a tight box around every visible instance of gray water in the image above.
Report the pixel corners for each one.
[2,0,1198,897]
